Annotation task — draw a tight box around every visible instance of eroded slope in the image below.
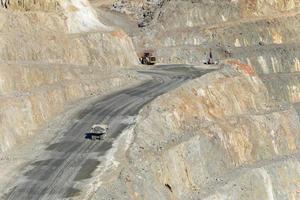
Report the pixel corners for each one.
[129,0,300,119]
[93,64,300,200]
[0,1,139,152]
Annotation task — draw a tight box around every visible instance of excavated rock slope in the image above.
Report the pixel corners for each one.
[94,65,300,200]
[130,0,300,114]
[0,3,139,152]
[1,0,58,11]
[1,0,300,199]
[89,0,300,199]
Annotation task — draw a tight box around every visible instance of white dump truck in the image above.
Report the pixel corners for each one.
[85,124,108,140]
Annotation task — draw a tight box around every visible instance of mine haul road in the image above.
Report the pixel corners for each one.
[5,65,214,200]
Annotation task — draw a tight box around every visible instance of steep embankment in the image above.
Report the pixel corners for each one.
[93,65,300,200]
[0,1,139,152]
[131,0,300,111]
[133,0,300,62]
[88,0,300,199]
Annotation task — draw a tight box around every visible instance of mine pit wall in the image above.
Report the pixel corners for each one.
[156,0,241,29]
[143,13,300,61]
[140,6,300,107]
[155,0,300,29]
[152,14,300,49]
[97,0,300,199]
[0,24,138,66]
[0,11,139,152]
[233,44,300,104]
[0,63,133,152]
[99,67,300,199]
[0,0,58,11]
[0,11,67,33]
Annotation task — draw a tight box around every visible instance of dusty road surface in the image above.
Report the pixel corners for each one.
[5,65,215,200]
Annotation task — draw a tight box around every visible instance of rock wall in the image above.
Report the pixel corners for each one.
[241,0,300,16]
[61,0,112,33]
[110,0,165,26]
[154,0,300,28]
[134,1,300,59]
[0,62,138,152]
[131,0,300,107]
[0,6,139,152]
[108,0,300,28]
[89,1,300,199]
[94,65,300,200]
[155,1,241,29]
[0,0,58,11]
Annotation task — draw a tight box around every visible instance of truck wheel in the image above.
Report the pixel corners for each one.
[142,58,147,64]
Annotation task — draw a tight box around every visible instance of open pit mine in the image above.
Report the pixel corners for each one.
[0,0,299,199]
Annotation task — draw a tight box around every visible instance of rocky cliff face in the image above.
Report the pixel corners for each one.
[110,0,164,27]
[1,0,300,199]
[0,1,139,152]
[92,65,300,200]
[110,0,300,27]
[1,0,58,11]
[241,0,300,16]
[129,0,300,111]
[82,0,300,199]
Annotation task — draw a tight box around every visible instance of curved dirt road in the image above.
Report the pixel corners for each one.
[5,66,213,200]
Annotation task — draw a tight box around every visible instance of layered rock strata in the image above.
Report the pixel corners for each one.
[0,5,139,152]
[93,65,300,200]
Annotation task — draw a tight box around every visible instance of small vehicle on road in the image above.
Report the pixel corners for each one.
[140,52,156,65]
[204,49,218,65]
[85,124,108,140]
